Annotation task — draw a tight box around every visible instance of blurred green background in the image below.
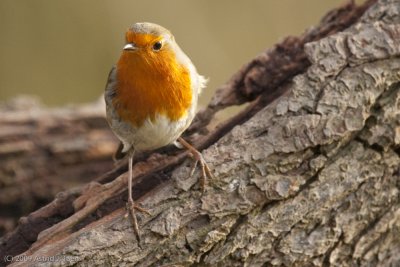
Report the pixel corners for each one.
[0,0,360,107]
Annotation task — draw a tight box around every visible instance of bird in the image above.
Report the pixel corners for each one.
[104,22,213,241]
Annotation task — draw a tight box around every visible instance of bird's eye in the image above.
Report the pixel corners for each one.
[152,41,163,51]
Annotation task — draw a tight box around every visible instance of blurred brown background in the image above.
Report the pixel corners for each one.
[0,0,362,107]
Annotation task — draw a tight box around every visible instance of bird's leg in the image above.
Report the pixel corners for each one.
[126,154,151,243]
[177,137,214,192]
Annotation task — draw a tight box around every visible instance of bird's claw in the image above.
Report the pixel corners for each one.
[126,199,151,243]
[188,150,214,193]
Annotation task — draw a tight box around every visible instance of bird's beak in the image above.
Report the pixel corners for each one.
[123,43,137,51]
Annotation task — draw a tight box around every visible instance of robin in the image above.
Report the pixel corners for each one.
[104,22,213,240]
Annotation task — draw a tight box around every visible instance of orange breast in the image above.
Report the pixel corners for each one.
[113,36,192,127]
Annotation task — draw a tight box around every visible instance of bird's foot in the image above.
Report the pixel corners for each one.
[188,149,214,192]
[177,137,214,193]
[125,199,151,243]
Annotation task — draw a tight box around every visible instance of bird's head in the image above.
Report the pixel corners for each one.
[120,22,180,69]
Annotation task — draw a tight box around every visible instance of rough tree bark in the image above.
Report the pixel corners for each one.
[2,0,400,266]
